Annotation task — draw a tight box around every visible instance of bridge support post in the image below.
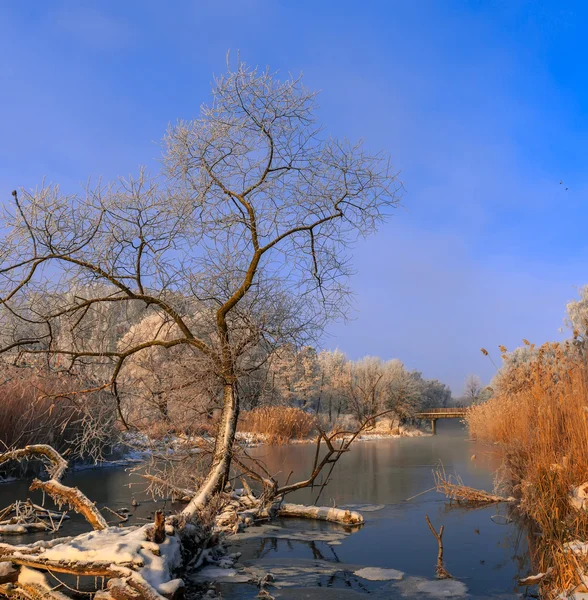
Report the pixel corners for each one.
[431,419,437,435]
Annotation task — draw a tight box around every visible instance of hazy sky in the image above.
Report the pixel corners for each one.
[1,1,587,393]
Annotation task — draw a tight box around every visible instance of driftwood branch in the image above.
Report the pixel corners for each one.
[0,445,108,530]
[434,468,514,505]
[425,515,451,579]
[277,503,363,525]
[263,409,397,499]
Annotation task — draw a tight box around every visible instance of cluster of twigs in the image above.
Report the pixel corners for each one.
[0,499,68,534]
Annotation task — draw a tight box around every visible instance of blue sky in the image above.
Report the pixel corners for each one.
[1,1,587,393]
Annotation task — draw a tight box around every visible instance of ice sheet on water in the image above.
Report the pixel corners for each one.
[192,566,252,584]
[340,503,385,512]
[395,576,468,597]
[241,558,354,588]
[271,588,369,599]
[231,523,349,545]
[354,566,403,580]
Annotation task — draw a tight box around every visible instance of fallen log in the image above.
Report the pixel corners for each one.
[0,446,107,531]
[29,478,107,531]
[277,503,364,525]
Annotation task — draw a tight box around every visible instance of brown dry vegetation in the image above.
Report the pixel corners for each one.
[239,406,317,444]
[468,339,588,597]
[0,370,84,465]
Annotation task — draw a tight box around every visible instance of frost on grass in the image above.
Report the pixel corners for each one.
[354,566,403,580]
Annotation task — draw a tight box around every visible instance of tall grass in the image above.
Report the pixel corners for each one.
[0,368,113,475]
[239,406,317,444]
[468,341,588,597]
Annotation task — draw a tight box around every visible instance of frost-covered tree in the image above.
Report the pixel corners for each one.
[0,60,400,514]
[566,285,588,335]
[463,374,482,405]
[263,345,321,408]
[384,360,423,419]
[411,373,451,411]
[317,349,348,420]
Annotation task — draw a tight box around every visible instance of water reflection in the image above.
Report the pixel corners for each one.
[0,420,529,598]
[225,420,529,598]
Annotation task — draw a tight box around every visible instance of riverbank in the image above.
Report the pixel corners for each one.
[468,340,588,598]
[0,423,528,599]
[119,422,428,454]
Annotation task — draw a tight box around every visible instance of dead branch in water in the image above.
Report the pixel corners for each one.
[0,445,108,530]
[237,409,397,504]
[0,500,68,535]
[434,467,514,505]
[425,515,452,579]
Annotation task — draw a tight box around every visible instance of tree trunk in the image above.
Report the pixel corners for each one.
[182,382,239,518]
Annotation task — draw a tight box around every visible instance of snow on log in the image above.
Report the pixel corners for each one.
[277,503,364,525]
[0,527,183,600]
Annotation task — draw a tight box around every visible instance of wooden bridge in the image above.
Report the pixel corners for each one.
[415,407,467,434]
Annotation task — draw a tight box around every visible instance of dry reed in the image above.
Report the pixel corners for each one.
[239,406,317,444]
[0,370,83,452]
[433,467,512,504]
[468,339,588,597]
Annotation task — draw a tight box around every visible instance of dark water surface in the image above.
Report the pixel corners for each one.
[0,421,530,598]
[220,420,529,599]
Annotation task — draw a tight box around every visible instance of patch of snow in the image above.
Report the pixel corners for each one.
[0,524,28,535]
[158,578,184,596]
[565,540,588,555]
[570,483,588,511]
[42,524,182,595]
[18,566,49,586]
[0,563,16,577]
